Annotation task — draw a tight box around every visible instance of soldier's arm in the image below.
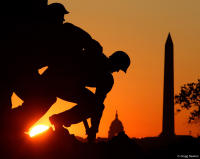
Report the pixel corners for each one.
[90,74,114,133]
[95,73,114,103]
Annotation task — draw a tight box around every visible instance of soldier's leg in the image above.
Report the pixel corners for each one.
[86,74,114,142]
[49,86,103,128]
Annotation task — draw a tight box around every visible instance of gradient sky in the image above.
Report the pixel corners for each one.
[13,0,200,138]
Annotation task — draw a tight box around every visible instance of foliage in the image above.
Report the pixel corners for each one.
[175,79,200,123]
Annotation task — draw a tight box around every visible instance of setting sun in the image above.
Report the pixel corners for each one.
[29,125,50,137]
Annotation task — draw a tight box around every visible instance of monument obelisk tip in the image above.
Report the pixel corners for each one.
[166,33,173,45]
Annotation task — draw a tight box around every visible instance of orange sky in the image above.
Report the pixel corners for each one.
[13,0,200,138]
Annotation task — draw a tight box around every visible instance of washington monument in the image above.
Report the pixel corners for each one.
[161,33,175,137]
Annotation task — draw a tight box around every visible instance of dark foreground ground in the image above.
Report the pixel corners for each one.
[0,129,199,159]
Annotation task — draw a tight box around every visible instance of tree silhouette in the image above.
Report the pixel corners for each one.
[175,79,200,123]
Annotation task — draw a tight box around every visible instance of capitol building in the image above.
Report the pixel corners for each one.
[108,111,124,139]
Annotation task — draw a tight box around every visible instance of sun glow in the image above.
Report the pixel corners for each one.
[29,125,50,137]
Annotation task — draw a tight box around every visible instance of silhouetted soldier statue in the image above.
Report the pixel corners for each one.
[1,3,69,137]
[27,3,131,142]
[0,0,52,139]
[49,46,130,142]
[84,50,130,142]
[0,2,130,146]
[0,2,55,156]
[1,2,83,137]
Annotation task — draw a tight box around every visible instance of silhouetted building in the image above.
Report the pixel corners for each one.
[161,33,175,137]
[108,111,124,139]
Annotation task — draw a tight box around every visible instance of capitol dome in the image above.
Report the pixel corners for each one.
[108,111,124,139]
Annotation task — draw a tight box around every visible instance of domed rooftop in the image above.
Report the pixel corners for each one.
[108,111,124,139]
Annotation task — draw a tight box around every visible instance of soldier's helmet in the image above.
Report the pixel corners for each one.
[47,3,69,15]
[109,51,131,73]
